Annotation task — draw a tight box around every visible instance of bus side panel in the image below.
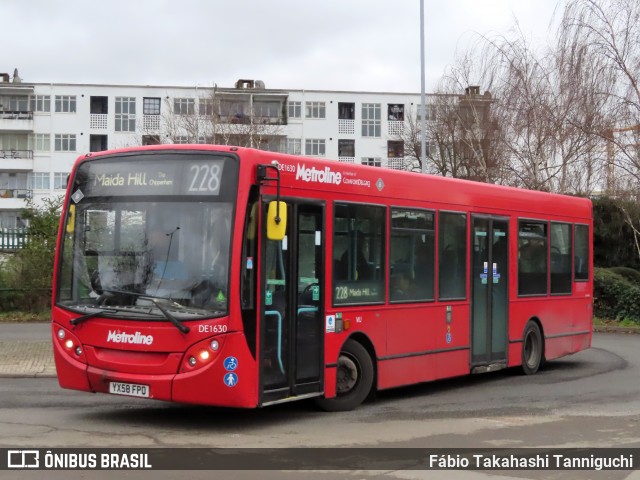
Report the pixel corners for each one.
[172,332,258,408]
[508,297,593,366]
[377,349,469,391]
[378,304,470,390]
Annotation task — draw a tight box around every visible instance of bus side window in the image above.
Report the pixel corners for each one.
[574,224,590,281]
[438,212,467,300]
[333,203,385,304]
[390,208,435,302]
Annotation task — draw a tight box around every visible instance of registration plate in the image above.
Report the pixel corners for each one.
[109,382,149,398]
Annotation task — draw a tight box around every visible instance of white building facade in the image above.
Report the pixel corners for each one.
[0,74,440,228]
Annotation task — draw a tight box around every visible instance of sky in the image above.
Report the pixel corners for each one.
[4,0,561,93]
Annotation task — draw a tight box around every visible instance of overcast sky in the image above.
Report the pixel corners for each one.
[4,0,561,93]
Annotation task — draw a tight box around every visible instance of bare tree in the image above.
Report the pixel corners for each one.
[559,0,640,194]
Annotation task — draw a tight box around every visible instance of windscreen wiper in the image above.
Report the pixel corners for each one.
[99,289,190,334]
[70,308,120,326]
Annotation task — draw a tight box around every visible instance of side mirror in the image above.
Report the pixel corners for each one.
[66,205,76,234]
[266,201,287,240]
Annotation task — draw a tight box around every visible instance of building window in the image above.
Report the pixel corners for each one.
[518,220,548,296]
[362,103,381,137]
[305,101,326,119]
[362,157,381,167]
[197,136,214,144]
[174,135,190,144]
[174,98,195,115]
[288,101,301,119]
[333,203,385,305]
[143,97,161,115]
[390,208,435,302]
[550,223,572,295]
[28,172,50,190]
[387,140,404,158]
[417,104,436,121]
[254,101,281,119]
[115,97,136,132]
[6,96,29,112]
[305,139,325,156]
[30,134,50,152]
[142,135,161,146]
[287,138,301,155]
[54,95,76,113]
[338,102,355,120]
[199,98,214,116]
[30,95,51,113]
[338,139,355,157]
[90,96,108,114]
[439,212,467,300]
[574,224,590,281]
[54,172,68,190]
[54,134,77,152]
[388,104,404,121]
[89,134,108,152]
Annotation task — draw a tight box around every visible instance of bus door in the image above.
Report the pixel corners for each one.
[260,201,324,404]
[471,216,509,368]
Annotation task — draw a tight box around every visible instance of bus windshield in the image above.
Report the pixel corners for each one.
[57,152,237,321]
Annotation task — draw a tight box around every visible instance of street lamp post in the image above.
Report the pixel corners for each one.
[420,0,427,174]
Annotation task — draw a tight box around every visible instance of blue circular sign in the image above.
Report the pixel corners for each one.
[446,332,452,344]
[223,356,238,371]
[224,372,238,387]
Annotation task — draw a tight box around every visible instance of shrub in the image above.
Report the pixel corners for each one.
[593,267,640,324]
[609,266,640,286]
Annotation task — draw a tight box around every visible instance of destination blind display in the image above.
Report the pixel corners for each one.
[76,157,226,197]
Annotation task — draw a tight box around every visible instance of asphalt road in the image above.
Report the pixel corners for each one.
[0,333,639,480]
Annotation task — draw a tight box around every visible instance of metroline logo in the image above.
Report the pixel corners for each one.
[296,163,342,185]
[107,330,154,346]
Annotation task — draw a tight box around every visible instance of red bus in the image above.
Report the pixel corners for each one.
[52,145,592,411]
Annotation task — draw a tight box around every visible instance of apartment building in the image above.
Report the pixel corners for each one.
[0,71,488,228]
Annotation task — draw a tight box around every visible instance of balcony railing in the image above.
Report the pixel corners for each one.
[0,227,28,251]
[0,189,31,199]
[0,110,33,120]
[388,120,405,136]
[0,149,33,159]
[338,119,355,135]
[89,114,108,129]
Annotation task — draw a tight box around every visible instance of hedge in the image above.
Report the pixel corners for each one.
[594,267,640,324]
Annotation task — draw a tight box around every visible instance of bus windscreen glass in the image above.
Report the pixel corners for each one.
[57,153,238,321]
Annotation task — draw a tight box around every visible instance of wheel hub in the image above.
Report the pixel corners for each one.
[336,354,358,394]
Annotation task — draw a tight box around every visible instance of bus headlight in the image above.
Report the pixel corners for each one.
[54,325,86,364]
[180,335,227,373]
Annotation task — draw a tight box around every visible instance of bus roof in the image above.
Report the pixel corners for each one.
[73,144,592,221]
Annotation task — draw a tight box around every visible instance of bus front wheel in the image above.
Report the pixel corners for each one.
[315,339,374,412]
[521,321,544,375]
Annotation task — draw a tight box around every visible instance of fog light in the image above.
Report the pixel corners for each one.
[65,339,74,349]
[75,346,82,356]
[199,350,210,361]
[210,340,219,351]
[57,329,66,340]
[188,356,197,367]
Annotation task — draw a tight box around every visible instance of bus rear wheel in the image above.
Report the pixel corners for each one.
[521,321,544,375]
[315,339,374,412]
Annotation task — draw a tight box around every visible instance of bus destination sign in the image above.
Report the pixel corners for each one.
[77,159,225,197]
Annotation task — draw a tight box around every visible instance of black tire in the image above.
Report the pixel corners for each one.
[315,339,374,412]
[521,321,544,375]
